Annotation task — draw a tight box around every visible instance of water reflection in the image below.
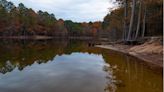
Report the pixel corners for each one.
[0,39,163,92]
[102,50,163,92]
[0,39,102,74]
[0,53,116,92]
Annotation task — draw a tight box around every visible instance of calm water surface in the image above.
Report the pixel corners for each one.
[0,39,162,92]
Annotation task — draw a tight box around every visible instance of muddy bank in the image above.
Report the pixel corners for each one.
[96,38,163,72]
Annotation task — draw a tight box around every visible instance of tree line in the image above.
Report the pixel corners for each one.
[0,0,101,38]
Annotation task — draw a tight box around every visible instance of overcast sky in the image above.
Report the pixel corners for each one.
[7,0,116,22]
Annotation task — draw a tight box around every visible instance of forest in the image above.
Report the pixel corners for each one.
[0,0,163,41]
[102,0,163,42]
[0,0,101,38]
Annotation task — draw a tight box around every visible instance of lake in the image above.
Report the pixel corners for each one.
[0,39,162,92]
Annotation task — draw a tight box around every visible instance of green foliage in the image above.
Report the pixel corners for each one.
[102,14,110,30]
[0,5,8,22]
[37,10,56,27]
[64,20,83,35]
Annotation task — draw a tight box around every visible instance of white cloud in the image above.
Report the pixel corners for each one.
[7,0,116,22]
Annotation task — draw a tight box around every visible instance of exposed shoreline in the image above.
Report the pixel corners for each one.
[95,40,163,73]
[0,36,95,40]
[0,36,54,40]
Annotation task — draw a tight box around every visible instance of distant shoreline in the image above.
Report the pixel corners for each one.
[0,36,96,40]
[0,36,53,40]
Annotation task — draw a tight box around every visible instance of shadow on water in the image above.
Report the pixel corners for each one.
[0,39,162,92]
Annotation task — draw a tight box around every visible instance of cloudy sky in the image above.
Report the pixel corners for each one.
[7,0,116,22]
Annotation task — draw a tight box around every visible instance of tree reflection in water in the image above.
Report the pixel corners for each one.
[0,39,162,92]
[0,39,102,74]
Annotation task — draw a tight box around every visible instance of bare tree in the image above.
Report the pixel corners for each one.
[123,0,128,41]
[127,0,136,41]
[142,5,146,38]
[135,0,142,39]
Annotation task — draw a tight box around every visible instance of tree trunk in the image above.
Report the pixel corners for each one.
[142,5,146,38]
[127,0,136,41]
[135,0,142,39]
[123,0,128,41]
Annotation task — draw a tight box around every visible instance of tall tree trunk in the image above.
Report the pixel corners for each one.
[127,0,136,41]
[142,5,146,38]
[123,0,128,41]
[135,0,142,39]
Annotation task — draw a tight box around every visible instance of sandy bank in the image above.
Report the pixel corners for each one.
[96,38,163,72]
